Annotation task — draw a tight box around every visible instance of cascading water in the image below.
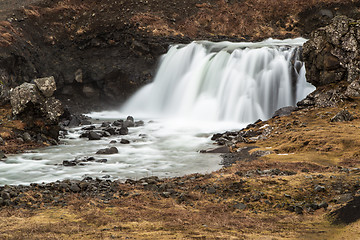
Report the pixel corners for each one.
[121,38,315,123]
[0,38,316,186]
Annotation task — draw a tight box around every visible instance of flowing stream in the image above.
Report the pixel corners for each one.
[0,38,315,185]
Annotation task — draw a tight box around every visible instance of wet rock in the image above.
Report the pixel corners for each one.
[96,147,119,154]
[120,139,130,144]
[0,150,7,159]
[135,120,144,127]
[96,159,108,163]
[102,131,111,137]
[119,126,129,135]
[330,109,354,122]
[33,76,56,97]
[101,122,111,128]
[82,125,96,130]
[110,140,117,144]
[63,160,77,166]
[113,120,123,127]
[104,127,116,135]
[200,146,230,153]
[88,131,101,140]
[123,120,135,128]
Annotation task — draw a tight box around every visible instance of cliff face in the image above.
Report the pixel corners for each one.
[0,0,359,112]
[299,16,360,108]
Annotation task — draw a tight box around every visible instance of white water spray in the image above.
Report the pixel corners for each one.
[121,38,315,123]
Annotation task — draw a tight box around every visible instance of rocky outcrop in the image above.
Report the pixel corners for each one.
[300,16,360,108]
[9,76,63,140]
[303,16,360,88]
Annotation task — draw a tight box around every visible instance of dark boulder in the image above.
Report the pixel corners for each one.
[88,131,102,140]
[96,147,119,154]
[119,126,129,135]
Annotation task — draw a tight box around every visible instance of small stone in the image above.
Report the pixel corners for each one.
[88,131,101,140]
[234,202,247,210]
[119,126,129,135]
[96,147,119,154]
[120,139,130,144]
[315,185,326,192]
[95,159,108,163]
[23,132,32,142]
[70,183,80,193]
[161,192,171,198]
[319,202,329,209]
[0,150,7,159]
[113,120,123,126]
[110,140,117,144]
[1,192,10,200]
[63,160,76,166]
[207,186,216,194]
[0,137,4,145]
[101,122,111,128]
[295,205,303,214]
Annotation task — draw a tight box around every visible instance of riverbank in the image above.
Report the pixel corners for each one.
[0,98,360,238]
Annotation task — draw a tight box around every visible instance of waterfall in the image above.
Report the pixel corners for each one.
[121,38,315,123]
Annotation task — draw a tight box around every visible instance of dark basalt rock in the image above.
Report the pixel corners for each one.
[119,126,129,135]
[96,147,119,154]
[88,131,102,140]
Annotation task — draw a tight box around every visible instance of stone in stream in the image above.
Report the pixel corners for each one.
[135,120,144,127]
[104,127,116,135]
[0,150,6,159]
[123,120,135,128]
[96,147,119,154]
[88,131,101,140]
[101,122,111,128]
[200,146,230,153]
[119,126,129,135]
[113,120,123,126]
[120,139,130,144]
